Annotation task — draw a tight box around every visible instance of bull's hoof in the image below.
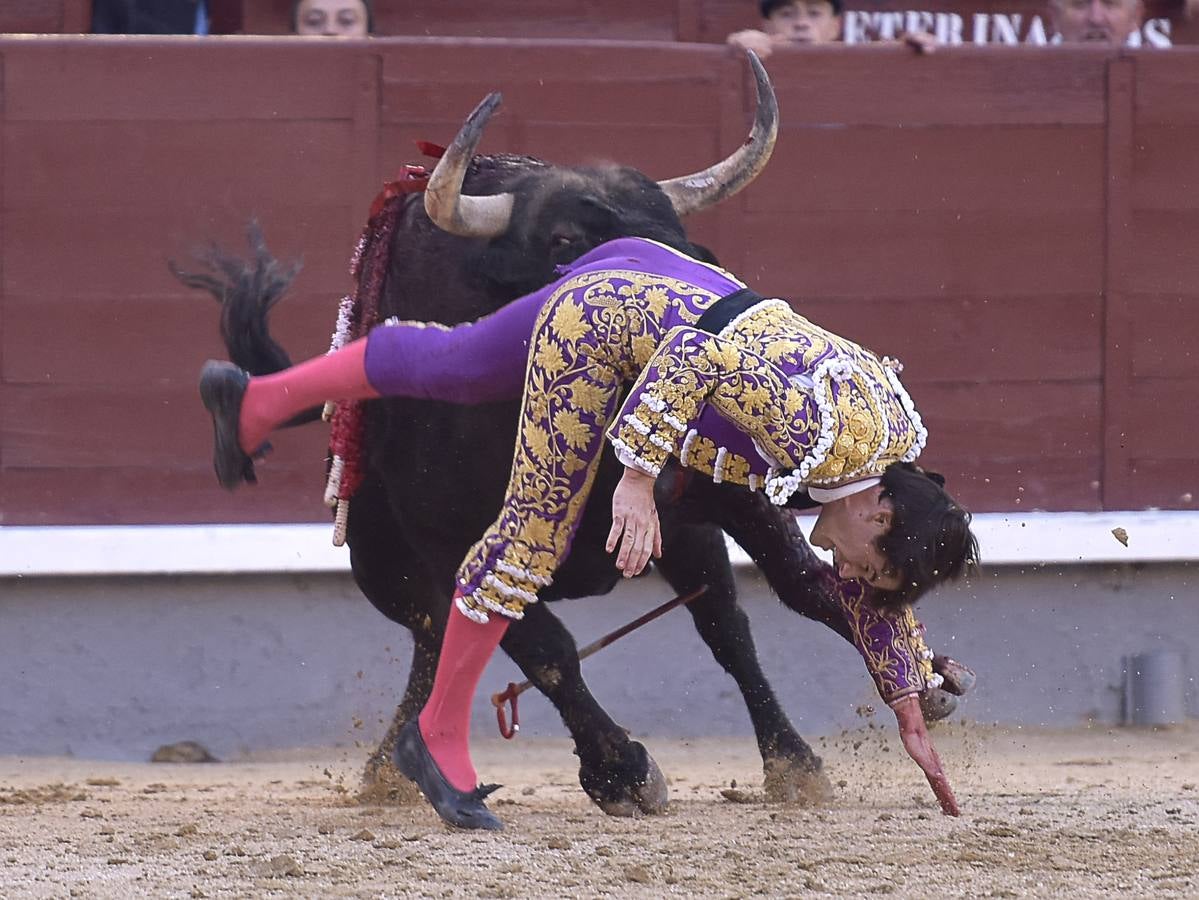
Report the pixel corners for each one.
[933,656,976,696]
[596,755,669,817]
[762,757,834,806]
[920,687,959,723]
[579,740,669,817]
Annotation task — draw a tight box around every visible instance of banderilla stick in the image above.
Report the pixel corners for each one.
[490,585,708,739]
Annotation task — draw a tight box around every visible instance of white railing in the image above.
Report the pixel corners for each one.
[1,510,1196,577]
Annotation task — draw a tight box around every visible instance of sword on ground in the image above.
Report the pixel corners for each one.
[489,586,709,739]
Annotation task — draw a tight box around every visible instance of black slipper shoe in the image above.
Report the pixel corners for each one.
[394,721,503,831]
[199,360,258,491]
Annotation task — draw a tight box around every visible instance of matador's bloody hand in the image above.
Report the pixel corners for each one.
[892,694,960,816]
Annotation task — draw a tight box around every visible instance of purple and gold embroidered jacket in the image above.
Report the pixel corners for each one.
[436,238,936,700]
[600,259,927,504]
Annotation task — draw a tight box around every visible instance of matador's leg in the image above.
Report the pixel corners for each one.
[400,279,633,829]
[199,288,546,488]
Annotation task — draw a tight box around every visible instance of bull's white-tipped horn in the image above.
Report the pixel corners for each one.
[424,92,516,238]
[657,50,778,217]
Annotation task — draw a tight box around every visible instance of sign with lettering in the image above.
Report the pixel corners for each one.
[844,9,1173,44]
[841,2,1183,45]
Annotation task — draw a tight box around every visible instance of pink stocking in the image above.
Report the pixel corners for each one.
[417,597,509,792]
[238,338,379,453]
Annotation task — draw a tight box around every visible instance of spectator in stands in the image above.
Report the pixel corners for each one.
[292,0,373,37]
[92,0,210,34]
[1047,0,1144,44]
[728,0,842,56]
[727,0,936,56]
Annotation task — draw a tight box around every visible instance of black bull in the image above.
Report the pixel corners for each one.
[182,143,962,819]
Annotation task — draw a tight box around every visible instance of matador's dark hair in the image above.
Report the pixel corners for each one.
[874,462,980,608]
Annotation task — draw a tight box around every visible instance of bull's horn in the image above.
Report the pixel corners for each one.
[658,50,778,217]
[424,92,516,238]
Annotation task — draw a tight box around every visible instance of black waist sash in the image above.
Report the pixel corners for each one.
[695,287,766,335]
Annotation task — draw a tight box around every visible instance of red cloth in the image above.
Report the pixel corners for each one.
[364,142,443,219]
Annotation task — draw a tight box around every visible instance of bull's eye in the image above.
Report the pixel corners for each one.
[551,234,573,248]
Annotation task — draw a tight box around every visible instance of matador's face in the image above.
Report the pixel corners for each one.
[808,486,903,591]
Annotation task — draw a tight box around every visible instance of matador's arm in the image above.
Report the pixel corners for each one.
[606,325,807,478]
[703,479,962,814]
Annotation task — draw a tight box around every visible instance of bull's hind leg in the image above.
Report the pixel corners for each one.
[654,517,834,805]
[500,601,669,817]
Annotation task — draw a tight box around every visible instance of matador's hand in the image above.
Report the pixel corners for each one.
[607,466,663,578]
[892,694,960,816]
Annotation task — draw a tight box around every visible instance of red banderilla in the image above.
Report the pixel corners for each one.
[490,586,708,739]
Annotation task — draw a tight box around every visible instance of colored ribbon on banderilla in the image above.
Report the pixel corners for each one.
[490,586,708,739]
[322,142,447,546]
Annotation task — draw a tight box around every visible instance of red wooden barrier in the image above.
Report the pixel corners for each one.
[0,37,1195,525]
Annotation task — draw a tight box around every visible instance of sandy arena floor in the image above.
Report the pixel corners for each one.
[1,722,1197,898]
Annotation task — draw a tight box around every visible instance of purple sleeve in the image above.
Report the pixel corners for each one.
[605,327,720,476]
[606,326,809,477]
[837,580,936,704]
[798,557,936,704]
[685,406,772,481]
[362,284,550,404]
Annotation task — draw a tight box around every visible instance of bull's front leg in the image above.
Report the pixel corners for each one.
[361,630,437,804]
[345,478,449,802]
[654,511,833,804]
[500,601,668,816]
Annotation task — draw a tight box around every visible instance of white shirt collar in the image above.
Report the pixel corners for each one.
[806,477,881,505]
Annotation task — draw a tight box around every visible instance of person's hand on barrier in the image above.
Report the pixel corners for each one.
[726,29,777,60]
[607,466,662,577]
[892,694,960,816]
[901,31,938,54]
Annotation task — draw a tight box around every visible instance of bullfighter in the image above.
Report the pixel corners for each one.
[200,234,979,829]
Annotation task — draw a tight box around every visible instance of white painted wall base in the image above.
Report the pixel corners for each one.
[2,510,1196,577]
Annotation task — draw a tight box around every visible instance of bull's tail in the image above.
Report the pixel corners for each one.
[172,221,322,428]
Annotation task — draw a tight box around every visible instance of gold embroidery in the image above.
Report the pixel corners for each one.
[456,268,927,619]
[609,325,820,476]
[723,301,926,488]
[689,435,718,472]
[841,590,931,702]
[456,268,722,619]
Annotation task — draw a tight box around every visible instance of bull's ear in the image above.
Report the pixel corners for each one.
[578,194,619,222]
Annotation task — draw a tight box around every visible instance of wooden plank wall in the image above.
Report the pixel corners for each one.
[736,47,1110,511]
[0,37,1196,525]
[1108,53,1199,508]
[0,0,90,34]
